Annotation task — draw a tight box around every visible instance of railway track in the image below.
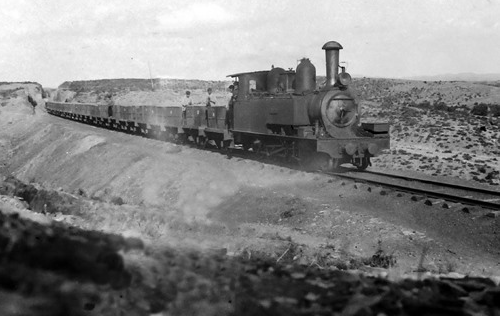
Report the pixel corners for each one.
[47,112,500,211]
[328,169,500,211]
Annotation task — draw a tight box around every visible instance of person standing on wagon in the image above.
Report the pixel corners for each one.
[181,90,192,125]
[206,88,216,107]
[205,88,216,125]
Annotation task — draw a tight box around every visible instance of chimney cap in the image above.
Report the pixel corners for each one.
[322,41,343,51]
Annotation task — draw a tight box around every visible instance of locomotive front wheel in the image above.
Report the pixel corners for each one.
[330,158,340,170]
[353,157,370,170]
[300,153,332,171]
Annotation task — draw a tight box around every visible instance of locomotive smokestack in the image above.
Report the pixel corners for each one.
[322,41,343,87]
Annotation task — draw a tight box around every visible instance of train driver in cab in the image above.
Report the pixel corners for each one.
[226,83,237,130]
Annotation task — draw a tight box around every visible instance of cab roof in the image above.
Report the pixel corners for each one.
[226,70,269,78]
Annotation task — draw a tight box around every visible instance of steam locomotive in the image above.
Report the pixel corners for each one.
[46,41,390,170]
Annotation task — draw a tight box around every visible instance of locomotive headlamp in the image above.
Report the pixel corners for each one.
[338,66,352,86]
[339,72,352,86]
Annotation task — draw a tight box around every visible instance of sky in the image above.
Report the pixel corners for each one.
[0,0,499,87]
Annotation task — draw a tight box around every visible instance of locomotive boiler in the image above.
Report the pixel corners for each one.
[46,40,389,170]
[227,41,390,170]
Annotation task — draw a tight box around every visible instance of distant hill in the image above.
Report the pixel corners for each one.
[404,73,500,82]
[55,78,233,106]
[0,82,45,98]
[59,78,230,93]
[54,76,500,112]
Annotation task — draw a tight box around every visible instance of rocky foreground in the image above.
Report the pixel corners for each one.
[1,179,500,316]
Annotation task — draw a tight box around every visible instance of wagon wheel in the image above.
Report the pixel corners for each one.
[282,141,293,162]
[252,141,262,154]
[196,136,206,148]
[286,141,302,164]
[242,142,252,151]
[284,147,293,163]
[263,146,278,162]
[175,133,187,144]
[159,131,168,141]
[203,138,219,149]
[215,139,226,150]
[221,140,233,154]
[153,129,161,140]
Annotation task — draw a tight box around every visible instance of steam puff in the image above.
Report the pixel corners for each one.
[176,168,238,223]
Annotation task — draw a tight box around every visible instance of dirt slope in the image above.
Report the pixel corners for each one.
[1,102,499,276]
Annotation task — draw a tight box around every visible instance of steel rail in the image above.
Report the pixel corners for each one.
[363,170,500,196]
[328,172,500,210]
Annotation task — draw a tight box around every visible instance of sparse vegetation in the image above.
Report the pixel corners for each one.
[471,102,500,116]
[363,240,396,269]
